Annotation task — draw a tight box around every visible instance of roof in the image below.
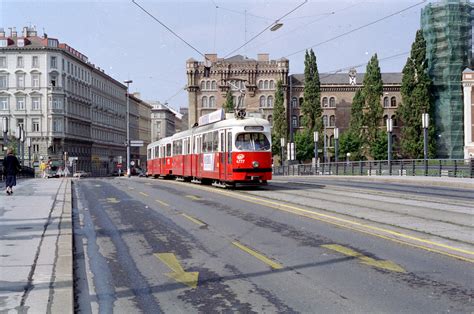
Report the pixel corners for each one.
[224,55,256,62]
[290,72,402,85]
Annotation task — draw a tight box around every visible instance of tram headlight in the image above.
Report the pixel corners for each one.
[252,161,260,168]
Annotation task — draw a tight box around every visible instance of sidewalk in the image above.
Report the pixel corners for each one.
[0,178,73,313]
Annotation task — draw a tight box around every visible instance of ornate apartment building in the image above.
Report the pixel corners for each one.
[129,93,152,169]
[0,26,145,175]
[186,53,289,126]
[463,68,474,159]
[149,100,183,142]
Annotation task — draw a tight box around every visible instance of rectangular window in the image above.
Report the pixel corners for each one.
[17,118,24,129]
[32,56,39,68]
[52,118,63,132]
[0,56,6,68]
[32,74,40,88]
[51,56,57,68]
[33,144,39,153]
[31,97,40,110]
[0,96,8,110]
[32,118,40,132]
[0,75,8,88]
[52,98,63,110]
[17,56,23,68]
[16,97,25,110]
[17,74,25,88]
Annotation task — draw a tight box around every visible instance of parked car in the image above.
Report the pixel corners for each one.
[73,170,89,178]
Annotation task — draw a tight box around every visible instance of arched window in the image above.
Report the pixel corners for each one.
[211,80,217,90]
[258,80,263,89]
[383,114,388,125]
[329,135,334,147]
[202,96,208,108]
[292,115,298,128]
[269,80,275,89]
[391,97,397,107]
[201,81,205,90]
[391,115,397,126]
[329,115,335,126]
[299,115,304,127]
[209,96,215,108]
[329,97,336,107]
[299,97,303,107]
[267,95,273,107]
[322,97,328,107]
[264,80,269,90]
[259,96,266,107]
[383,97,389,108]
[292,97,298,108]
[267,115,273,125]
[206,81,211,90]
[323,115,328,127]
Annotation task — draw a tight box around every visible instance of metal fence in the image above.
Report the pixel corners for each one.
[273,159,474,179]
[0,166,35,181]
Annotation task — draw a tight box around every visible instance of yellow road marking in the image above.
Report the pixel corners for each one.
[94,184,101,187]
[181,213,206,227]
[128,187,135,190]
[106,197,120,203]
[154,253,199,288]
[232,241,283,270]
[155,199,170,207]
[186,195,201,200]
[322,244,406,273]
[139,192,149,197]
[163,180,474,263]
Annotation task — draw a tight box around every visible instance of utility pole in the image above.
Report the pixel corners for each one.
[124,80,133,178]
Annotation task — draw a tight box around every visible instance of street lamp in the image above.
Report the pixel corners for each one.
[422,113,429,161]
[323,118,327,163]
[334,128,339,162]
[270,22,283,32]
[20,126,25,165]
[280,137,285,166]
[124,79,133,178]
[314,131,318,175]
[387,117,393,175]
[26,137,31,167]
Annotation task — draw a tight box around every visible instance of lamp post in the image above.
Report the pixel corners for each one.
[2,117,8,150]
[323,119,327,163]
[334,128,339,162]
[280,137,285,166]
[27,137,31,167]
[124,79,133,178]
[313,131,318,175]
[387,117,393,175]
[16,125,22,164]
[422,113,429,176]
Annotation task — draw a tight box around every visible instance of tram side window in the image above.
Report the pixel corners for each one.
[147,148,151,160]
[203,132,213,153]
[227,132,232,164]
[166,143,172,157]
[173,140,182,155]
[212,131,218,152]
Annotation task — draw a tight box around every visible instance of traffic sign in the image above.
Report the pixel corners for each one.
[117,163,122,168]
[130,140,144,147]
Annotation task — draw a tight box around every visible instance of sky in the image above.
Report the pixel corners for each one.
[0,0,431,110]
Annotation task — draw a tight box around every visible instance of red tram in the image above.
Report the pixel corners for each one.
[146,109,272,187]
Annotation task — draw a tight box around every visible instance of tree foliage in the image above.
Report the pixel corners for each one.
[370,130,388,161]
[338,130,364,161]
[223,90,234,113]
[271,80,287,162]
[302,49,322,133]
[362,54,384,157]
[397,30,436,159]
[295,130,314,163]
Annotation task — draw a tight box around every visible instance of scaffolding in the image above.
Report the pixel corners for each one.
[421,0,473,158]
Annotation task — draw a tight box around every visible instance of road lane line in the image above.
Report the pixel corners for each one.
[232,241,283,270]
[154,253,199,288]
[186,195,201,200]
[139,192,149,197]
[106,197,120,203]
[161,180,474,263]
[155,199,170,207]
[322,244,406,273]
[181,213,206,227]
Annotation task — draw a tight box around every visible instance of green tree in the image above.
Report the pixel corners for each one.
[339,130,364,161]
[302,49,322,133]
[362,54,384,157]
[295,130,314,163]
[397,30,436,158]
[341,88,365,160]
[370,130,388,160]
[223,90,234,113]
[272,80,287,161]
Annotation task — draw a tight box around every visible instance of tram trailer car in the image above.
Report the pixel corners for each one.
[147,110,272,187]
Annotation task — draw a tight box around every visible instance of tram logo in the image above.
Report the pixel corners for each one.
[236,154,245,164]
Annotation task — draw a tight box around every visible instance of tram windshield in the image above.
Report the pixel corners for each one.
[235,133,270,151]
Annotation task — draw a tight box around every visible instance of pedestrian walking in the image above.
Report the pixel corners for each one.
[3,148,21,195]
[40,161,47,178]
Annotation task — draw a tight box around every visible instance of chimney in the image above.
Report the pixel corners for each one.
[0,28,4,37]
[257,53,269,62]
[204,54,218,63]
[11,27,17,37]
[23,27,28,37]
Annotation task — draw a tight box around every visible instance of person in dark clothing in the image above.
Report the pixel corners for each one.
[3,148,21,195]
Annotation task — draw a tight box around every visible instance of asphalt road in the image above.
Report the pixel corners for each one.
[72,177,474,313]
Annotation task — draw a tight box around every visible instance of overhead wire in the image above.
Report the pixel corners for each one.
[284,0,427,58]
[132,0,209,61]
[223,0,309,58]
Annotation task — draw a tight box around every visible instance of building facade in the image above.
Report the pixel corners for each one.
[186,53,289,126]
[149,101,181,142]
[0,26,130,175]
[129,93,152,168]
[463,68,474,158]
[421,0,473,158]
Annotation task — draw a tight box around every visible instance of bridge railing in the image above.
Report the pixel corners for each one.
[0,166,36,181]
[273,159,474,179]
